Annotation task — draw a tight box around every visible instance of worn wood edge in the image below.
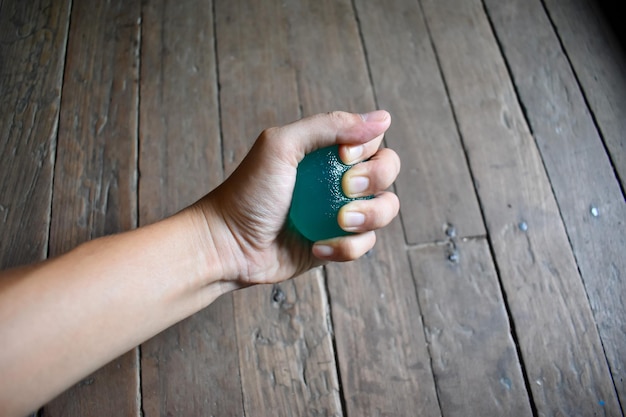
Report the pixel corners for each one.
[482,0,626,408]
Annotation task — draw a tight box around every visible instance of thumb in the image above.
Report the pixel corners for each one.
[276,110,391,162]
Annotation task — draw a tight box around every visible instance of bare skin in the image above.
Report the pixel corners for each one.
[0,110,400,417]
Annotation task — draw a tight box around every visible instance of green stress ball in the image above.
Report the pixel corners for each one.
[289,145,372,241]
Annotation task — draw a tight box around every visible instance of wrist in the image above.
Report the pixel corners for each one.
[182,200,246,288]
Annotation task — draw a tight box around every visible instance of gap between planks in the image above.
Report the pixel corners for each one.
[404,234,488,252]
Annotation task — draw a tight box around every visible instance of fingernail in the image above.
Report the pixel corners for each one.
[343,211,365,228]
[345,145,364,164]
[361,110,389,123]
[313,245,334,257]
[346,176,369,195]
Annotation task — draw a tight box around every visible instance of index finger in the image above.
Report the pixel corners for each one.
[276,110,391,163]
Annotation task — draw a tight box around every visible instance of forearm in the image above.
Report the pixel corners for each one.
[0,208,237,416]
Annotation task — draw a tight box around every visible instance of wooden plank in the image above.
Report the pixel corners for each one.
[235,272,343,416]
[0,0,71,269]
[543,0,626,190]
[284,0,373,116]
[483,0,626,408]
[284,0,441,414]
[327,219,441,416]
[44,0,141,415]
[419,0,622,414]
[141,296,242,416]
[215,0,343,415]
[409,239,532,417]
[216,0,300,168]
[353,0,485,244]
[137,1,244,415]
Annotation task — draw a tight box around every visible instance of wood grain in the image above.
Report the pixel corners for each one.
[45,0,141,415]
[138,0,223,222]
[0,0,71,269]
[327,218,441,417]
[216,0,300,173]
[543,0,626,191]
[235,272,343,416]
[420,0,622,414]
[285,0,441,414]
[409,239,532,417]
[484,0,626,408]
[353,0,485,244]
[284,0,373,116]
[137,0,244,415]
[2,1,624,415]
[216,0,343,415]
[141,296,242,416]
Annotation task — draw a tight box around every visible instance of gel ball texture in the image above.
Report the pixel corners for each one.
[289,145,372,241]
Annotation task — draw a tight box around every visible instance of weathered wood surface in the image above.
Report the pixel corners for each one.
[234,273,342,416]
[285,0,440,414]
[328,218,441,417]
[137,1,244,416]
[216,0,342,415]
[44,0,142,415]
[1,0,624,415]
[542,0,626,191]
[0,0,71,269]
[409,238,532,417]
[353,0,484,244]
[420,0,622,414]
[284,0,373,116]
[484,0,626,408]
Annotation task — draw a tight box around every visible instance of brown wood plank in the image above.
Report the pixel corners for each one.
[409,239,532,417]
[283,0,441,414]
[543,0,626,191]
[483,0,626,409]
[137,1,243,415]
[285,0,373,116]
[141,296,241,416]
[353,0,485,244]
[215,0,343,415]
[217,0,300,166]
[0,0,71,269]
[286,0,442,414]
[327,219,441,416]
[419,0,622,414]
[44,0,141,415]
[235,272,343,416]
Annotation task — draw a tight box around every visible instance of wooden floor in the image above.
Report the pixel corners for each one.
[1,0,625,415]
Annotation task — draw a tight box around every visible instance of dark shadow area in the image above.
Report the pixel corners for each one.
[596,0,626,50]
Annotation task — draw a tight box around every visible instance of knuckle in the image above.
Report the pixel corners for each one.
[369,201,388,227]
[340,232,375,260]
[368,193,399,228]
[327,110,358,126]
[259,126,279,142]
[256,126,285,153]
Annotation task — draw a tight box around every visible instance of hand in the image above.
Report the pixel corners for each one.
[191,111,401,284]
